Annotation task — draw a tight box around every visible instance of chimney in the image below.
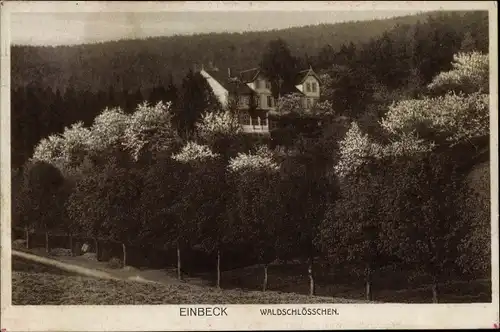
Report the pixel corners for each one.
[228,67,232,78]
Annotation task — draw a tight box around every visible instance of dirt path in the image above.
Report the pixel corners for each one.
[13,250,155,283]
[12,249,210,287]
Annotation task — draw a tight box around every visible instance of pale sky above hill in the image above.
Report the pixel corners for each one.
[11,10,425,46]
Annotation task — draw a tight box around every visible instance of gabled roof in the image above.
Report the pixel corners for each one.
[202,66,320,97]
[294,67,321,85]
[280,84,304,96]
[203,69,229,88]
[203,69,254,95]
[227,80,254,95]
[238,68,261,83]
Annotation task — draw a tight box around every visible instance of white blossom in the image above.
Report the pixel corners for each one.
[383,132,436,157]
[334,122,383,178]
[381,92,489,145]
[276,93,304,115]
[428,52,489,93]
[228,145,280,173]
[32,122,92,170]
[171,141,219,163]
[89,107,129,152]
[196,110,242,138]
[32,134,65,165]
[122,101,177,161]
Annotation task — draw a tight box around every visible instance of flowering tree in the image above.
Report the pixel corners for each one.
[196,110,242,139]
[320,157,392,301]
[381,92,489,147]
[228,145,279,173]
[334,122,383,178]
[32,122,92,174]
[276,93,304,115]
[328,52,491,302]
[88,107,130,153]
[336,52,489,178]
[122,101,180,161]
[226,146,282,291]
[171,141,226,287]
[428,52,489,94]
[137,157,190,280]
[171,141,219,164]
[196,109,243,160]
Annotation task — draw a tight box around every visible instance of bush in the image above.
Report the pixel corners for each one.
[12,239,26,249]
[49,248,72,257]
[81,253,98,262]
[107,257,123,269]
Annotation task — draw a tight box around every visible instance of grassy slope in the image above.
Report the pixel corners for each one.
[12,256,363,305]
[218,262,492,304]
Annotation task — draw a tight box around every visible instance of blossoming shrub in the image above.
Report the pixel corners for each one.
[228,146,280,174]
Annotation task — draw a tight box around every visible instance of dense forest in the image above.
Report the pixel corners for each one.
[11,10,489,169]
[11,11,487,91]
[11,10,491,302]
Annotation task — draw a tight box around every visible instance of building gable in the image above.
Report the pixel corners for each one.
[200,69,230,107]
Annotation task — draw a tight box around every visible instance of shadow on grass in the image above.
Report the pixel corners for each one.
[215,262,492,303]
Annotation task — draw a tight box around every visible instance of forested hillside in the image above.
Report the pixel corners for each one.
[11,11,487,91]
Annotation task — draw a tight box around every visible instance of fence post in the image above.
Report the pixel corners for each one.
[94,237,98,260]
[25,227,29,249]
[69,233,73,256]
[45,231,49,253]
[122,243,127,268]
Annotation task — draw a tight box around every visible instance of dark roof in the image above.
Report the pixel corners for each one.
[227,80,254,95]
[280,84,304,96]
[238,68,261,83]
[294,68,321,85]
[202,66,319,96]
[204,69,230,87]
[203,69,253,95]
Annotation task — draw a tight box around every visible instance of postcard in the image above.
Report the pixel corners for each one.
[1,1,498,330]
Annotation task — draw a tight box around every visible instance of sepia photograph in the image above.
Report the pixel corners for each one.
[1,1,498,330]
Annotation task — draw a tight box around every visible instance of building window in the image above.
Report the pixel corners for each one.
[312,82,317,92]
[267,95,273,108]
[260,115,268,126]
[265,81,271,89]
[306,83,311,92]
[240,96,249,106]
[256,96,261,108]
[307,98,312,109]
[239,112,250,125]
[251,114,259,126]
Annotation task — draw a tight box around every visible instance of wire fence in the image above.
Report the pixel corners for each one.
[11,227,251,273]
[12,226,173,269]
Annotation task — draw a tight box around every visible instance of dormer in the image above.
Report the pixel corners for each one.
[239,68,272,94]
[294,67,321,98]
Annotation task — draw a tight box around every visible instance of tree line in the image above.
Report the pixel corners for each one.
[12,49,490,302]
[11,11,487,92]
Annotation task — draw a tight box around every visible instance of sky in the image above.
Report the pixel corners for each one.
[10,10,425,46]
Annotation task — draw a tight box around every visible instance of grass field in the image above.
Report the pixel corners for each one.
[216,262,492,303]
[12,256,364,305]
[12,250,491,305]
